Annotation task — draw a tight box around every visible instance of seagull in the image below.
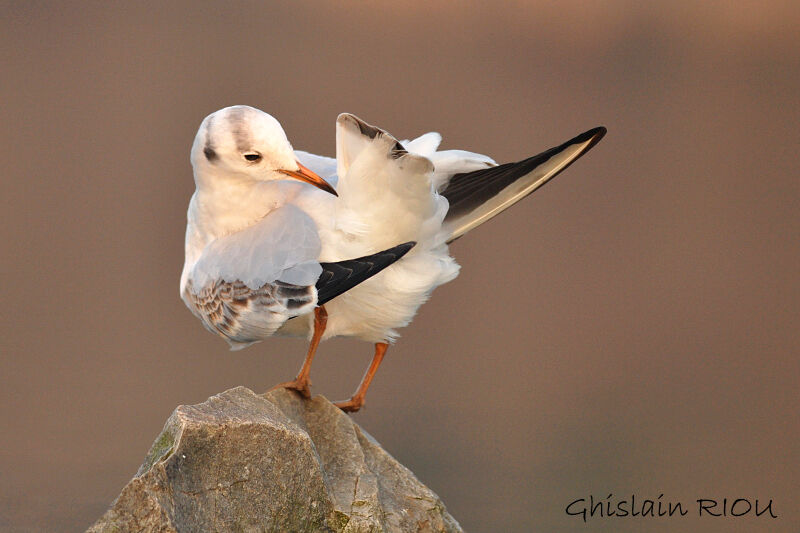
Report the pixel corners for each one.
[181,105,605,412]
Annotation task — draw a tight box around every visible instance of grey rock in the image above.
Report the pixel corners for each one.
[88,387,462,533]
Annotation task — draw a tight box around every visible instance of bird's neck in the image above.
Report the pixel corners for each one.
[181,175,293,292]
[194,170,305,234]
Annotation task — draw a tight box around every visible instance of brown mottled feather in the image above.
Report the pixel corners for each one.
[184,279,315,346]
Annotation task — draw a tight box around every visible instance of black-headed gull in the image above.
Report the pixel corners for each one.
[181,105,605,411]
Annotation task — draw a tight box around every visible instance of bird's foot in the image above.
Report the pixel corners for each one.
[333,395,365,413]
[271,378,312,399]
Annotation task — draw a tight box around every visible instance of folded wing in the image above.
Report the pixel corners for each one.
[316,242,415,305]
[190,204,323,290]
[183,200,415,348]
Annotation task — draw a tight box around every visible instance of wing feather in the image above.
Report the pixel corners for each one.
[184,279,316,348]
[316,242,416,305]
[190,204,322,290]
[440,127,606,242]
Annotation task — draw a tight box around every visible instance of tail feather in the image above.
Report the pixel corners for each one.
[315,242,416,306]
[440,127,606,242]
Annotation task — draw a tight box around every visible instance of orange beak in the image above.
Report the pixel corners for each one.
[278,161,338,196]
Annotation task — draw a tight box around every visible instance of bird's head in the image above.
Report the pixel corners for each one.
[190,105,337,196]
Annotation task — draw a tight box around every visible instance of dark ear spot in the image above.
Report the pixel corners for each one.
[203,146,218,162]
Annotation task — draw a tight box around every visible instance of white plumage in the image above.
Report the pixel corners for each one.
[180,105,605,410]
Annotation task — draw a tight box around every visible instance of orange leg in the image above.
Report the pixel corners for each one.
[272,305,327,399]
[334,342,389,413]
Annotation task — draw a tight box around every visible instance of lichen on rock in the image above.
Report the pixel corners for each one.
[87,386,462,533]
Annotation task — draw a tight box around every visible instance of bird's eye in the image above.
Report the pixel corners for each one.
[243,152,262,162]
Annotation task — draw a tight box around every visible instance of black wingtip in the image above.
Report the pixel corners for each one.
[568,126,607,153]
[390,241,416,257]
[442,126,607,225]
[315,241,417,306]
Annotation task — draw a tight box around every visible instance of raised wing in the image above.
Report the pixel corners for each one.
[402,131,497,191]
[336,113,408,176]
[440,127,606,242]
[332,114,440,252]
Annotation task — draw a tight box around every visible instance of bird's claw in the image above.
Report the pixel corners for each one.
[333,396,365,413]
[271,378,312,399]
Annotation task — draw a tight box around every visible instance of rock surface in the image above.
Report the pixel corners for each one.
[87,387,462,532]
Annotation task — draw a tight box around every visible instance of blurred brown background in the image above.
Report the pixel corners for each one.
[1,2,798,532]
